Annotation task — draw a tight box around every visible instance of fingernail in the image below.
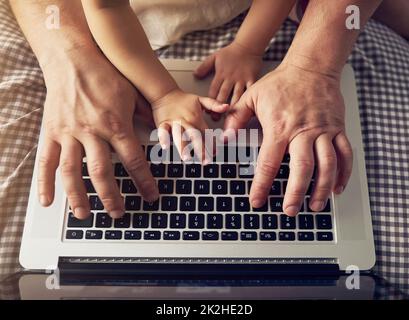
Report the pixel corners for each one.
[334,185,344,194]
[74,207,89,219]
[285,205,299,216]
[251,199,264,208]
[311,201,324,211]
[39,195,49,206]
[111,210,124,219]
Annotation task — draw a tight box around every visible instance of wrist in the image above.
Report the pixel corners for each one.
[281,51,343,81]
[151,87,184,110]
[231,39,265,58]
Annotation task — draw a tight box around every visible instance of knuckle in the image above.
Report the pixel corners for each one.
[88,162,111,180]
[319,153,337,168]
[257,160,280,177]
[67,192,86,206]
[291,159,314,171]
[60,159,78,176]
[125,156,147,176]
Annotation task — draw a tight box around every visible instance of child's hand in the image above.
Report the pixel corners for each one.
[194,41,263,105]
[151,89,229,163]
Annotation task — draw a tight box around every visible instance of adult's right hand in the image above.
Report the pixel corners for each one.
[38,44,159,219]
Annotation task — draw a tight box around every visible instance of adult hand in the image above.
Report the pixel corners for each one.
[224,61,353,216]
[38,45,159,219]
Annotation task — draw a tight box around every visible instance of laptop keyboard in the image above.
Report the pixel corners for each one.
[64,145,334,243]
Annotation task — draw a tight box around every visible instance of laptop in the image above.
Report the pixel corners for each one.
[19,59,376,276]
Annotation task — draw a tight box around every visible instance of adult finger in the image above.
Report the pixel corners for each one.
[250,129,287,208]
[110,131,159,202]
[194,55,215,79]
[208,76,223,99]
[283,134,315,216]
[333,132,353,194]
[231,82,245,106]
[59,137,90,219]
[310,134,337,211]
[38,137,61,207]
[82,135,125,218]
[216,81,234,103]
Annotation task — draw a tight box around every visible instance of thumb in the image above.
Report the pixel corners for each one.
[223,92,254,139]
[194,55,215,79]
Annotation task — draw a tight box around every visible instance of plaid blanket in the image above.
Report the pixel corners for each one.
[1,0,408,296]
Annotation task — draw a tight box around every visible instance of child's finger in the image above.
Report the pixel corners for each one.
[194,55,215,79]
[231,83,246,106]
[171,121,190,162]
[198,96,229,113]
[184,123,209,164]
[158,122,171,150]
[216,81,234,103]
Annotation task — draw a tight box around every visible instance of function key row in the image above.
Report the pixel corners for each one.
[68,212,333,230]
[66,229,333,241]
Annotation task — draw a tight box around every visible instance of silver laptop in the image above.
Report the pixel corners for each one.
[19,59,375,275]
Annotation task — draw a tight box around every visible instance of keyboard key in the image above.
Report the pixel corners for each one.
[212,180,227,195]
[105,230,122,240]
[144,231,161,240]
[241,232,257,241]
[270,197,284,212]
[82,163,89,177]
[66,230,83,239]
[316,215,333,229]
[280,215,296,229]
[307,198,331,212]
[279,232,295,241]
[269,181,281,195]
[114,213,131,228]
[298,232,314,241]
[202,231,219,241]
[133,213,149,228]
[67,212,93,228]
[186,164,201,178]
[262,215,278,229]
[168,164,183,177]
[298,215,314,229]
[244,214,260,229]
[203,164,219,178]
[230,180,245,195]
[114,163,129,177]
[221,231,238,241]
[122,179,137,193]
[125,196,141,211]
[189,214,205,229]
[161,196,178,211]
[84,179,96,193]
[207,214,223,229]
[238,165,254,178]
[183,231,200,240]
[176,180,192,194]
[85,230,103,239]
[216,197,232,212]
[158,180,174,194]
[150,164,165,177]
[221,164,237,178]
[317,232,333,241]
[194,180,210,194]
[253,201,268,212]
[198,197,214,211]
[95,213,112,228]
[89,196,104,210]
[124,230,142,240]
[180,197,196,211]
[260,232,276,241]
[283,181,287,194]
[234,197,250,212]
[143,200,159,211]
[151,213,168,228]
[277,165,289,179]
[163,231,181,240]
[225,214,241,229]
[170,213,186,228]
[283,154,290,163]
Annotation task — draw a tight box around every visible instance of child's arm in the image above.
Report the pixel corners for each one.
[81,0,228,162]
[194,0,296,105]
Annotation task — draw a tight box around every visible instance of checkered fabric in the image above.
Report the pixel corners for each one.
[0,0,408,297]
